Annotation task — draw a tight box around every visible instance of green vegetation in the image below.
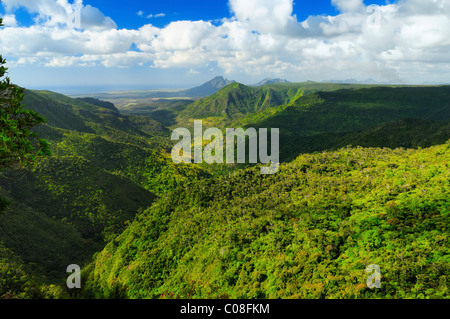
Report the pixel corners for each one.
[0,26,54,297]
[171,82,450,163]
[176,81,381,127]
[0,58,449,299]
[0,51,49,171]
[2,83,209,297]
[0,87,210,293]
[242,86,450,161]
[77,82,450,299]
[81,143,450,299]
[178,82,304,124]
[245,86,450,133]
[0,243,65,299]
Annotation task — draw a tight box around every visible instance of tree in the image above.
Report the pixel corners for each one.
[0,18,50,169]
[0,18,50,210]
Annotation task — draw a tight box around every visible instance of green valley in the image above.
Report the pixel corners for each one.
[1,78,449,299]
[2,0,450,305]
[81,143,450,299]
[0,88,208,297]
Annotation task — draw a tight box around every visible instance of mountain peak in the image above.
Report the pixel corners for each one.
[184,76,235,97]
[207,76,235,88]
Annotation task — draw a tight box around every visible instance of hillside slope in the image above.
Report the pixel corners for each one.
[176,82,443,128]
[0,90,208,287]
[178,82,304,123]
[233,86,450,161]
[2,85,449,299]
[82,142,450,299]
[246,86,450,132]
[23,90,168,139]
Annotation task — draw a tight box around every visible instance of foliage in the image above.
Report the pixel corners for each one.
[0,66,449,299]
[235,86,450,161]
[0,88,209,286]
[0,52,50,170]
[176,81,382,128]
[142,150,211,196]
[178,82,303,125]
[247,86,450,134]
[0,243,66,299]
[82,143,450,299]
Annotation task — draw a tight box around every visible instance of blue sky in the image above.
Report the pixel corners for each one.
[1,0,450,93]
[1,1,389,29]
[80,0,389,28]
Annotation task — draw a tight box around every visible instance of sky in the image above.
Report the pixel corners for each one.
[1,0,450,93]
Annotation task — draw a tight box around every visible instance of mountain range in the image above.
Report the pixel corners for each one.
[1,79,449,299]
[74,76,290,101]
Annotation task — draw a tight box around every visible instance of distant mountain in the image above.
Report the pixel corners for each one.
[177,81,384,126]
[75,76,236,100]
[251,78,290,87]
[183,76,235,97]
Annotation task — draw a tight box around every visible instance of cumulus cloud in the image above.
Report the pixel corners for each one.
[1,14,18,27]
[331,0,365,13]
[1,0,450,84]
[1,0,116,30]
[228,0,299,35]
[80,5,116,30]
[152,21,214,51]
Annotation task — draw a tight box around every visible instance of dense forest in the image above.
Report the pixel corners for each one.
[81,144,449,299]
[1,71,449,299]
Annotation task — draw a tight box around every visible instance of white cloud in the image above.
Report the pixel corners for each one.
[80,5,116,31]
[1,0,450,85]
[146,13,166,19]
[1,0,116,30]
[2,14,18,27]
[152,21,214,51]
[228,0,299,35]
[331,0,364,13]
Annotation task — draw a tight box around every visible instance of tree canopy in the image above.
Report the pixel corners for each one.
[0,18,50,212]
[0,18,50,171]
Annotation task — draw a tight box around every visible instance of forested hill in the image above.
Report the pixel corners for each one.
[243,86,450,133]
[174,83,450,161]
[176,81,380,125]
[178,82,303,121]
[0,89,207,297]
[1,84,449,299]
[81,142,450,299]
[235,86,450,161]
[22,90,168,138]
